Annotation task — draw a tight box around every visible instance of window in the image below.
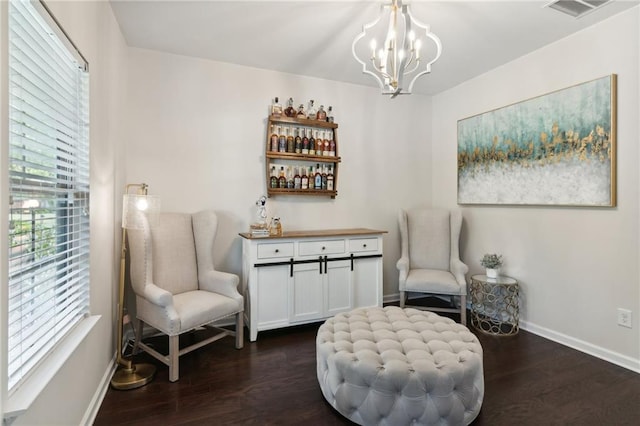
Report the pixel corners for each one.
[7,0,89,393]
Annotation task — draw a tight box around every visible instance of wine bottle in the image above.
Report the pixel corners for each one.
[327,165,334,191]
[316,105,327,121]
[321,165,328,190]
[327,106,334,123]
[306,100,316,120]
[278,166,286,188]
[293,167,301,189]
[321,130,329,156]
[270,165,278,189]
[296,104,306,119]
[308,129,316,156]
[286,127,295,153]
[294,128,302,154]
[278,126,286,153]
[284,97,296,117]
[271,97,282,117]
[301,167,309,189]
[270,125,278,152]
[329,130,336,156]
[314,163,322,189]
[301,128,309,154]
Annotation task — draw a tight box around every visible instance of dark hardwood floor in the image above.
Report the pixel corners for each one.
[95,313,640,426]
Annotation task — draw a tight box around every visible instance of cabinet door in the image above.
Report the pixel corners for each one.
[290,261,324,322]
[325,259,353,316]
[256,265,290,328]
[353,257,383,308]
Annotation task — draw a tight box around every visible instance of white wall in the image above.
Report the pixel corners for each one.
[431,8,640,369]
[8,1,128,424]
[124,48,433,297]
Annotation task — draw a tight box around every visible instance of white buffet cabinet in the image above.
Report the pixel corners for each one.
[239,228,386,341]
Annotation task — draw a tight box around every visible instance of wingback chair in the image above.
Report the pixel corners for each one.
[128,210,244,382]
[397,208,469,324]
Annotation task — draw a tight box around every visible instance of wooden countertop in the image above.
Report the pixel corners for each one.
[239,228,387,240]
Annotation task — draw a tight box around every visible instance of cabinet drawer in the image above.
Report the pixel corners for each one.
[257,242,294,259]
[349,237,379,253]
[298,239,345,256]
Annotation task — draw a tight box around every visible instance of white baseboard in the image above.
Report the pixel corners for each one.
[520,320,640,374]
[81,355,117,426]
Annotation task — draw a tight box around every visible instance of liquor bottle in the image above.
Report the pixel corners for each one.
[296,104,306,119]
[321,130,330,156]
[327,165,334,191]
[301,167,309,189]
[270,165,278,189]
[293,167,301,189]
[278,166,286,188]
[308,129,316,156]
[286,166,294,188]
[321,165,328,190]
[284,97,296,117]
[270,125,278,152]
[271,97,282,117]
[294,128,302,153]
[301,128,309,154]
[327,106,334,123]
[286,127,295,153]
[314,163,322,189]
[316,105,327,121]
[306,100,316,120]
[278,126,286,153]
[329,130,336,156]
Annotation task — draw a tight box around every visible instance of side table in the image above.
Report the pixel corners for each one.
[470,274,519,336]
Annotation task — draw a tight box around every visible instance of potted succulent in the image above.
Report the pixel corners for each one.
[481,253,503,279]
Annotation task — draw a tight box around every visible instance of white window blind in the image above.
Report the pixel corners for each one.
[7,0,90,392]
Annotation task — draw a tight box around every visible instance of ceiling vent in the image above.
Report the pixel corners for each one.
[546,0,612,18]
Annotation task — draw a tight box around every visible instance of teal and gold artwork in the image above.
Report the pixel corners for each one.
[457,75,616,206]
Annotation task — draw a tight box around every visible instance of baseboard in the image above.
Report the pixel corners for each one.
[81,354,117,426]
[520,320,640,374]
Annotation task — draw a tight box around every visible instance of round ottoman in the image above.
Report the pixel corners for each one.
[316,306,484,425]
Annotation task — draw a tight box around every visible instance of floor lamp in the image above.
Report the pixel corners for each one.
[111,183,160,390]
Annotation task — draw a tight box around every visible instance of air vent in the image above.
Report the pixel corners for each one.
[546,0,612,18]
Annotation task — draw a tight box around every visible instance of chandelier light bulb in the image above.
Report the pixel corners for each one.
[136,198,149,211]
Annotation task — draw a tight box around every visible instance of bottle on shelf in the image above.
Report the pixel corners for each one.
[321,165,328,190]
[308,129,316,156]
[301,128,309,154]
[321,130,329,156]
[296,104,306,119]
[294,128,302,154]
[314,164,322,189]
[278,166,286,188]
[306,100,316,120]
[284,98,296,117]
[327,106,334,123]
[270,125,278,152]
[293,166,301,189]
[329,130,336,156]
[327,165,334,191]
[270,165,278,189]
[316,105,327,121]
[278,126,287,153]
[286,127,295,153]
[286,166,294,188]
[271,97,282,117]
[301,167,309,189]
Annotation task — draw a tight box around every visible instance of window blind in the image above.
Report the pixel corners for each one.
[7,0,90,392]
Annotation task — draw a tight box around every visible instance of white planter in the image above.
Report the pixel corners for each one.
[486,268,500,279]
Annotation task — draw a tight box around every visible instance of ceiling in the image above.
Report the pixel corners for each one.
[109,0,639,96]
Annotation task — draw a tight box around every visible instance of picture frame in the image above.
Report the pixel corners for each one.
[457,74,617,207]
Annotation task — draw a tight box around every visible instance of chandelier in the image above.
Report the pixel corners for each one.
[352,0,442,98]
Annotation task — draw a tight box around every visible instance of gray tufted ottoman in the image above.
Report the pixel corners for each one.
[316,306,484,425]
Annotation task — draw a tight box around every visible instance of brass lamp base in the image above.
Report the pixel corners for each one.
[110,362,156,390]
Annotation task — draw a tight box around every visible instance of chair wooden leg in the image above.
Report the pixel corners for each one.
[235,312,244,349]
[399,291,406,308]
[132,319,143,354]
[460,294,467,325]
[169,335,179,382]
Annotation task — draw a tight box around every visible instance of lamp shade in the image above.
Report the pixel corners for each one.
[122,193,160,229]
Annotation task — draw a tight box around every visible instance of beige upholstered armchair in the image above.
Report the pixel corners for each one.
[127,210,243,382]
[397,208,469,324]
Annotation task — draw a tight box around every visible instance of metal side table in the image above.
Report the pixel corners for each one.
[470,274,519,336]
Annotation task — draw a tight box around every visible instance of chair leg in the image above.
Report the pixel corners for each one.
[460,294,467,325]
[132,319,143,354]
[169,335,179,382]
[235,312,244,349]
[399,291,406,308]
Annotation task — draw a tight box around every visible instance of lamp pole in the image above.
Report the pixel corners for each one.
[110,183,157,390]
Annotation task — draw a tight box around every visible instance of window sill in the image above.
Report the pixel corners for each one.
[3,315,101,423]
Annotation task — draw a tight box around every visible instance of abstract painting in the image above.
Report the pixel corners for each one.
[457,75,616,206]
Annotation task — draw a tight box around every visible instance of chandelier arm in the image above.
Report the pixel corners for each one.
[406,30,442,94]
[351,5,387,91]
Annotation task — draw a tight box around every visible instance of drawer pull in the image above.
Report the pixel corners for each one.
[363,244,367,248]
[322,246,326,250]
[275,249,279,253]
